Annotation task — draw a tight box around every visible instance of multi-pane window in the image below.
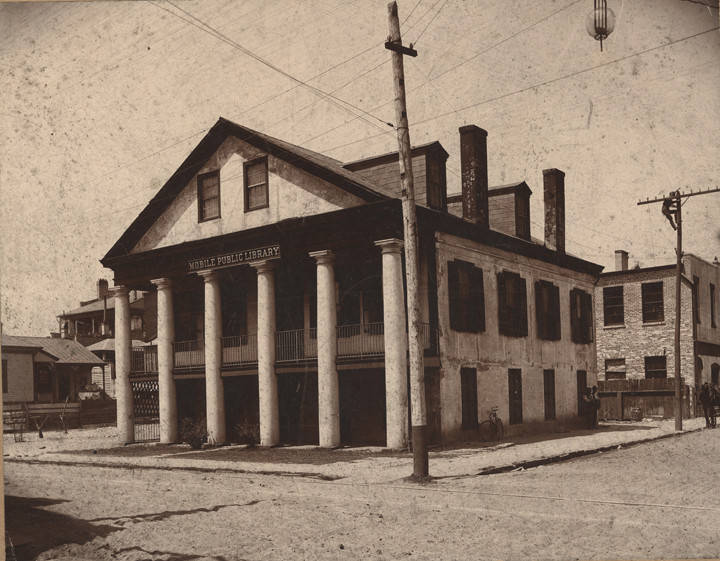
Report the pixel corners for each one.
[497,271,527,337]
[2,359,7,393]
[644,355,667,379]
[244,156,269,211]
[641,281,664,323]
[605,358,626,380]
[448,260,485,333]
[197,170,220,221]
[543,369,556,420]
[535,280,561,341]
[603,286,624,326]
[570,288,593,344]
[711,283,717,328]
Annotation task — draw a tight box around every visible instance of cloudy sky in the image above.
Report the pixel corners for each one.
[1,0,719,336]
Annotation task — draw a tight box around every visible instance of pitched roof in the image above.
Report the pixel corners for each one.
[60,296,144,318]
[103,117,388,263]
[86,338,148,352]
[1,335,105,365]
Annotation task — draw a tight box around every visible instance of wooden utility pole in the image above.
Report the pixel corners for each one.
[385,0,428,479]
[638,186,720,431]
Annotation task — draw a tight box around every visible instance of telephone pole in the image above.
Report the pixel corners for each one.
[385,0,428,479]
[638,186,720,431]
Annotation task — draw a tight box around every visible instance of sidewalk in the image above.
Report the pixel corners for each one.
[4,417,706,483]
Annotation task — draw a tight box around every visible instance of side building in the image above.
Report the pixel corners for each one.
[101,117,603,446]
[595,250,720,416]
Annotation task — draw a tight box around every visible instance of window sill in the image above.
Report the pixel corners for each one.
[642,321,666,327]
[603,324,626,330]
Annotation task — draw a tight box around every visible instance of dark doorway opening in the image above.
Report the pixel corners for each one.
[461,367,478,429]
[576,369,587,416]
[176,378,206,426]
[224,375,259,443]
[278,371,318,445]
[508,369,523,425]
[339,369,386,446]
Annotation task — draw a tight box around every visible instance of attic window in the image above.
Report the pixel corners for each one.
[244,156,268,212]
[197,170,221,222]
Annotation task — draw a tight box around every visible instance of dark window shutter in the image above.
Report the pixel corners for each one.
[517,276,528,336]
[471,266,485,332]
[497,272,509,335]
[448,261,461,331]
[535,281,545,339]
[583,292,593,343]
[570,289,580,343]
[552,284,561,340]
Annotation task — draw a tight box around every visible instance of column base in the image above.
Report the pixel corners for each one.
[410,424,429,479]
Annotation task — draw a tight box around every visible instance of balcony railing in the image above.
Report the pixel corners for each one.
[130,345,158,375]
[276,328,317,363]
[170,323,437,369]
[173,340,205,371]
[222,334,258,366]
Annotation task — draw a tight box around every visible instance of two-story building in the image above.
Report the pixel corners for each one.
[101,117,602,447]
[595,251,720,414]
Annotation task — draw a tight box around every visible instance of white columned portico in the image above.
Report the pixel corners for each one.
[112,285,134,444]
[251,259,280,447]
[310,250,340,448]
[151,277,178,444]
[375,238,409,449]
[199,270,226,445]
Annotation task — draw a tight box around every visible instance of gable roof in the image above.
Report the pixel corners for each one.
[103,117,388,262]
[60,296,144,318]
[1,335,105,365]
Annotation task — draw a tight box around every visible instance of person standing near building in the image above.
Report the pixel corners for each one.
[582,388,594,429]
[699,383,713,428]
[711,383,720,428]
[591,386,601,428]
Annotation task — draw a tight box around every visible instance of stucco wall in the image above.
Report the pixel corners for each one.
[686,254,720,347]
[435,232,598,439]
[133,136,366,253]
[3,350,35,402]
[595,269,695,382]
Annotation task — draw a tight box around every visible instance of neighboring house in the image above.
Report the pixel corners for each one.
[100,117,602,447]
[1,335,105,405]
[594,251,720,416]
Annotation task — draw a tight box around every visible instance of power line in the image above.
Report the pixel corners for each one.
[413,0,449,45]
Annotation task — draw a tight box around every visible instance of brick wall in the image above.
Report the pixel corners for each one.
[595,269,694,382]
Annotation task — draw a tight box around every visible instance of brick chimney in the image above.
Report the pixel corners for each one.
[615,250,629,271]
[543,168,565,254]
[460,125,489,227]
[97,278,109,299]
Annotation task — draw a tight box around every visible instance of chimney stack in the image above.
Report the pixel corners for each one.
[459,125,489,228]
[543,168,565,254]
[615,250,629,271]
[97,279,109,300]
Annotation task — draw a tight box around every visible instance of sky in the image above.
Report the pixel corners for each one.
[1,0,719,336]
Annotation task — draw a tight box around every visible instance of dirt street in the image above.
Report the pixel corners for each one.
[5,429,720,561]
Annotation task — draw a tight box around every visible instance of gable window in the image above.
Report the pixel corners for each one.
[570,288,593,344]
[711,283,716,328]
[497,271,527,337]
[244,156,269,211]
[197,170,220,222]
[535,280,561,341]
[2,359,7,393]
[605,358,626,380]
[641,281,664,323]
[603,286,624,326]
[645,355,667,379]
[448,260,485,333]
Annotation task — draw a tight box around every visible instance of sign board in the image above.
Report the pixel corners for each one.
[186,244,280,273]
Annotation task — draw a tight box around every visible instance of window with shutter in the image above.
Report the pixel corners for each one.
[570,288,593,343]
[644,355,667,379]
[498,271,527,337]
[535,280,561,341]
[244,156,269,211]
[448,260,484,333]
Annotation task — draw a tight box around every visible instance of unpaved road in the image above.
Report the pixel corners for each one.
[5,429,720,561]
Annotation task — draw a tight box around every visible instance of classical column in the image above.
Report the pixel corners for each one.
[199,270,226,445]
[251,260,280,446]
[309,250,340,447]
[375,239,409,449]
[151,278,178,444]
[112,285,134,444]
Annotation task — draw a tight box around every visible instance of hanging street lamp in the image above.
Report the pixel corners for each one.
[586,0,616,51]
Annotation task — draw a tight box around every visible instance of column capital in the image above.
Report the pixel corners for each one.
[151,277,173,290]
[197,270,219,283]
[250,259,277,274]
[309,249,335,265]
[374,238,404,254]
[109,285,129,297]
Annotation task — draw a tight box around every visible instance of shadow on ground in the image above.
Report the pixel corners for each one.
[5,495,117,561]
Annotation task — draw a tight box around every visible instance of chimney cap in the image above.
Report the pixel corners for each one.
[459,124,487,137]
[542,168,565,178]
[615,249,628,255]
